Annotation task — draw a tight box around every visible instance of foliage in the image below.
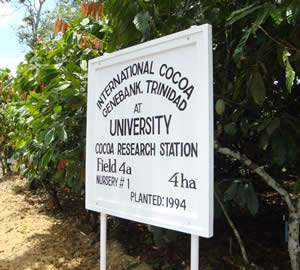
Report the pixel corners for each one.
[38,0,82,41]
[15,0,82,48]
[0,68,14,174]
[9,17,103,195]
[103,0,299,266]
[103,0,299,175]
[15,0,47,49]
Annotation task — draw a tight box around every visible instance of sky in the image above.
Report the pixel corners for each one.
[0,1,56,75]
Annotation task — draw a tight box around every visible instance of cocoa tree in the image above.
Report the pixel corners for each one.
[103,0,299,268]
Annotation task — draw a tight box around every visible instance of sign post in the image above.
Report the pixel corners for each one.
[86,24,214,269]
[100,213,107,270]
[191,235,199,269]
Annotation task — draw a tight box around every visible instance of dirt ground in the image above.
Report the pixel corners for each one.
[0,173,291,270]
[0,175,151,270]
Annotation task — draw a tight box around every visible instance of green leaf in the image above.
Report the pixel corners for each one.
[53,105,62,113]
[224,122,238,136]
[133,11,151,35]
[233,28,252,67]
[30,91,42,100]
[287,0,299,25]
[40,64,62,71]
[72,78,81,89]
[224,182,238,201]
[57,126,67,142]
[240,119,249,135]
[252,5,270,35]
[41,70,61,84]
[40,149,53,169]
[232,75,244,100]
[272,132,287,166]
[44,128,55,146]
[245,183,259,216]
[270,5,284,24]
[80,60,88,71]
[56,83,72,92]
[81,18,90,26]
[282,50,295,93]
[54,170,65,180]
[66,62,80,72]
[59,88,78,96]
[293,179,300,195]
[250,72,266,105]
[232,109,245,122]
[259,132,269,151]
[257,118,272,133]
[287,136,297,162]
[215,99,225,115]
[227,3,261,25]
[266,118,280,136]
[236,183,246,207]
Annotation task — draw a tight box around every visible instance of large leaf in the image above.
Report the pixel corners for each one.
[59,88,78,96]
[270,5,284,24]
[57,126,67,142]
[133,11,151,35]
[40,149,53,169]
[266,118,280,136]
[53,105,62,113]
[250,72,266,105]
[56,82,72,92]
[227,3,261,25]
[233,28,252,67]
[224,182,238,202]
[282,50,295,93]
[287,0,300,25]
[81,18,90,26]
[215,99,225,115]
[252,5,270,34]
[245,183,259,216]
[259,132,269,151]
[80,60,88,71]
[236,183,247,207]
[224,122,238,136]
[293,179,300,195]
[272,132,287,166]
[44,128,55,146]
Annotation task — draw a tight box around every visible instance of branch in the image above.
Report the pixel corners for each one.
[252,23,299,53]
[214,141,296,212]
[215,187,249,266]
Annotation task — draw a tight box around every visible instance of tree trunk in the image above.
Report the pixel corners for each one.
[214,142,299,269]
[0,156,6,175]
[289,211,300,270]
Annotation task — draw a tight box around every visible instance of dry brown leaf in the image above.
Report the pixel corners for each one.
[99,3,104,19]
[80,2,85,15]
[62,21,69,34]
[56,19,62,34]
[54,17,59,31]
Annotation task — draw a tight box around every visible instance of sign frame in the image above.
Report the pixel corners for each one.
[86,24,214,238]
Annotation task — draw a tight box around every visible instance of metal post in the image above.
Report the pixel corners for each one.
[100,213,107,270]
[191,234,199,270]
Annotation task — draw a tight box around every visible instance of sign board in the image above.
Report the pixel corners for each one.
[86,24,213,237]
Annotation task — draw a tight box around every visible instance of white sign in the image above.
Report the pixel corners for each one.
[86,24,213,237]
